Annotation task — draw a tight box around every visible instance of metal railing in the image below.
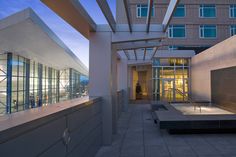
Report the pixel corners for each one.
[166,88,202,112]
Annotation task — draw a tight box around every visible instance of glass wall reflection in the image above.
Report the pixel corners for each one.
[152,58,190,102]
[0,53,88,115]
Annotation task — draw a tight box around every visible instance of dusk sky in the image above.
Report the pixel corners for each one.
[0,0,116,68]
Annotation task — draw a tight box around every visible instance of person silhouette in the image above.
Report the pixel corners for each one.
[136,82,142,99]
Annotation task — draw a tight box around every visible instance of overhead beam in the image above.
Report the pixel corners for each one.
[134,49,137,60]
[112,31,165,43]
[143,48,147,60]
[96,0,116,32]
[162,0,180,32]
[123,0,132,32]
[123,50,130,60]
[41,0,96,39]
[146,0,153,33]
[151,47,159,59]
[114,41,162,50]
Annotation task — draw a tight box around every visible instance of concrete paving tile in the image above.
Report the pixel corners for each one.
[214,145,236,155]
[120,145,144,157]
[144,138,165,146]
[163,136,188,146]
[95,146,120,157]
[95,104,236,157]
[145,146,170,157]
[168,145,197,157]
[184,136,210,147]
[191,145,220,156]
[122,139,143,147]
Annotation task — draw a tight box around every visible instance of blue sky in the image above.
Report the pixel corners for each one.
[0,0,116,68]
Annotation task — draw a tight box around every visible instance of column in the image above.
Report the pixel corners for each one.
[48,67,52,104]
[69,68,73,99]
[6,53,12,114]
[89,31,117,145]
[56,70,60,103]
[38,64,43,105]
[25,59,30,109]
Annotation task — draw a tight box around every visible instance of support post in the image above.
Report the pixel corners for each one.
[56,70,60,103]
[48,67,52,104]
[38,64,43,107]
[25,59,30,109]
[6,53,12,114]
[69,68,73,99]
[89,31,117,145]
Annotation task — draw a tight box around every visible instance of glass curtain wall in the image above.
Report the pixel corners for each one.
[0,52,88,115]
[59,69,70,101]
[70,69,81,99]
[80,75,89,96]
[0,54,7,114]
[152,58,190,102]
[11,55,28,112]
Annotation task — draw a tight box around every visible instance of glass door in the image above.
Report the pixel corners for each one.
[161,79,174,102]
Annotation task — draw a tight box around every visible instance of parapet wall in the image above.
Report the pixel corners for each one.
[0,97,102,157]
[191,35,236,101]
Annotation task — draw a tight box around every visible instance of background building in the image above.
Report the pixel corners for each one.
[0,9,88,114]
[117,0,236,53]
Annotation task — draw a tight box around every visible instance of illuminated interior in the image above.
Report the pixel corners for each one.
[152,58,190,102]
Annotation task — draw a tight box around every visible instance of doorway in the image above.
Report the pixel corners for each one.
[161,79,174,101]
[130,65,152,102]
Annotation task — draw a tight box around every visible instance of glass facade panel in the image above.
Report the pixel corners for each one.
[168,25,186,38]
[0,53,88,115]
[200,25,217,38]
[137,4,154,18]
[173,4,185,17]
[230,5,236,18]
[152,58,190,102]
[0,54,7,114]
[200,4,216,18]
[60,69,70,101]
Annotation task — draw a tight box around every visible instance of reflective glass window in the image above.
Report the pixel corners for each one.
[200,25,217,38]
[200,4,216,18]
[173,4,185,17]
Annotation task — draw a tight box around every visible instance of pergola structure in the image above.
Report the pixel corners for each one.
[42,0,179,61]
[41,0,181,145]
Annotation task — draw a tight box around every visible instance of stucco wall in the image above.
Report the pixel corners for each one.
[191,35,236,101]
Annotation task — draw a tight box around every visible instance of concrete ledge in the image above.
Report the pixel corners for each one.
[153,102,236,132]
[0,97,102,157]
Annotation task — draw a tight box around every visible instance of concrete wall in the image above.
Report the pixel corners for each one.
[117,59,129,110]
[0,97,102,157]
[191,35,236,101]
[212,66,236,112]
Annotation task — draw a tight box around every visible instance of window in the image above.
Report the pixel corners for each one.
[168,25,186,38]
[199,25,217,38]
[173,4,185,17]
[199,4,216,18]
[137,4,154,18]
[169,46,180,50]
[230,5,236,18]
[230,25,236,36]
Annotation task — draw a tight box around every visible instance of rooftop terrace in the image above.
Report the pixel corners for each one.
[96,104,236,157]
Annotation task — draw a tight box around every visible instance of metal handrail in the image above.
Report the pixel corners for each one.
[167,88,202,112]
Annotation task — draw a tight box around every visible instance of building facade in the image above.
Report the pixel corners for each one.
[117,0,236,53]
[115,0,236,102]
[0,9,88,115]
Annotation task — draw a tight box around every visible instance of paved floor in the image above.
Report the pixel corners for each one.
[95,104,236,157]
